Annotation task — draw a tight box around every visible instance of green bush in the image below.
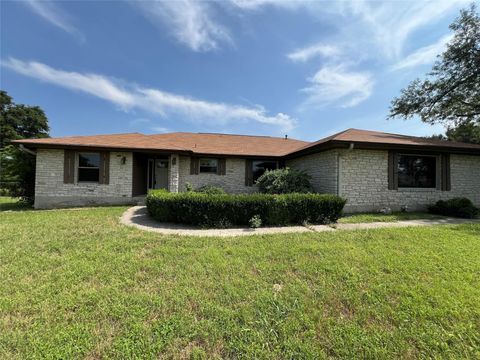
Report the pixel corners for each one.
[249,215,262,228]
[184,182,226,194]
[256,167,314,194]
[195,185,226,195]
[428,198,479,219]
[146,191,346,228]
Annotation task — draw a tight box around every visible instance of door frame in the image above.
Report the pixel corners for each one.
[147,157,169,190]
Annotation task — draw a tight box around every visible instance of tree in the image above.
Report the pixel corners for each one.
[445,121,480,144]
[0,90,49,202]
[389,4,480,131]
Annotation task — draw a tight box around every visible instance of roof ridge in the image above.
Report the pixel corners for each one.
[149,131,307,142]
[48,132,146,139]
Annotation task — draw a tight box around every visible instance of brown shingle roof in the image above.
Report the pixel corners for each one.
[290,128,480,155]
[13,128,480,156]
[147,132,308,156]
[13,132,309,157]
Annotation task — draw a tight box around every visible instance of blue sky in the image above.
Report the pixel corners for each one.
[0,0,470,141]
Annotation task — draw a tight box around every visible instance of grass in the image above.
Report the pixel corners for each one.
[1,202,480,358]
[0,196,32,212]
[338,211,446,224]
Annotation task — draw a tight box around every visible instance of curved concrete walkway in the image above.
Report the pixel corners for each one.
[120,206,480,237]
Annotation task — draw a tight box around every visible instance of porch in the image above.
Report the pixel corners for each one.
[131,152,179,196]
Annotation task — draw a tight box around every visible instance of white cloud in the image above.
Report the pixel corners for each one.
[24,0,84,41]
[339,0,468,59]
[3,58,295,131]
[3,58,134,107]
[131,0,231,52]
[392,34,453,70]
[301,65,374,108]
[150,126,170,133]
[229,0,303,11]
[287,44,339,63]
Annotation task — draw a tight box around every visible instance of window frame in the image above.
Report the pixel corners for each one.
[199,158,219,174]
[252,159,278,183]
[397,153,437,189]
[77,152,101,183]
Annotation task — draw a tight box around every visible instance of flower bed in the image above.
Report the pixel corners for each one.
[146,190,346,228]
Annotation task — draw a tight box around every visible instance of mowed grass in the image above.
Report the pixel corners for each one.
[338,211,446,224]
[1,203,480,359]
[0,197,31,212]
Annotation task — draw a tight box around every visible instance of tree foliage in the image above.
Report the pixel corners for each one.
[389,4,480,127]
[0,90,49,202]
[445,121,480,144]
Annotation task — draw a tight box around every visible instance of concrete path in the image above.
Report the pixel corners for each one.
[120,206,480,237]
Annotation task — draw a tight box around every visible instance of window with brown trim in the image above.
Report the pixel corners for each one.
[78,152,100,182]
[397,155,436,188]
[199,158,218,173]
[252,160,277,182]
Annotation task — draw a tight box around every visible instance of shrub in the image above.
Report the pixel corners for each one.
[249,215,262,228]
[428,198,479,219]
[184,183,225,194]
[195,185,226,195]
[256,167,314,194]
[146,191,346,228]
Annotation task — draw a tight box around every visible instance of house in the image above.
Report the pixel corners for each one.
[13,129,480,212]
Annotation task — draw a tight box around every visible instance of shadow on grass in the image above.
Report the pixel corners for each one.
[0,197,33,212]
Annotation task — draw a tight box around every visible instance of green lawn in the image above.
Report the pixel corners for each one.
[338,211,446,224]
[0,196,31,212]
[1,202,479,358]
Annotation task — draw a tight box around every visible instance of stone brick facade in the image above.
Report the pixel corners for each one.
[337,149,480,212]
[178,156,257,193]
[33,147,480,212]
[286,150,338,194]
[168,154,180,192]
[34,149,134,209]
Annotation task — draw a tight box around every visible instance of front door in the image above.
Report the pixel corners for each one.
[154,159,169,189]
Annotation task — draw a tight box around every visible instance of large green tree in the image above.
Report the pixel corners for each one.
[389,4,480,143]
[0,90,49,202]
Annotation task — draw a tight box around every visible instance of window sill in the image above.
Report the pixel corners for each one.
[397,187,437,192]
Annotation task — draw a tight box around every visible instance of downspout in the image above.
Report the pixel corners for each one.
[19,144,37,156]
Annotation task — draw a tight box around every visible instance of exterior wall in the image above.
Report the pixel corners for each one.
[34,149,134,209]
[178,156,257,193]
[168,154,180,193]
[286,150,338,194]
[338,149,480,213]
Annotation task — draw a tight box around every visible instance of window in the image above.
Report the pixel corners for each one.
[252,160,277,182]
[78,152,100,182]
[398,155,436,188]
[199,158,218,173]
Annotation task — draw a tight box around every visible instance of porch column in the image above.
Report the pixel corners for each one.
[169,154,179,193]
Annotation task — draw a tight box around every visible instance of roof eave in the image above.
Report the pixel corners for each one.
[285,140,480,158]
[12,141,293,158]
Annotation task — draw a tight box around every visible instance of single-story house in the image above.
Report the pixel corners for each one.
[13,128,480,212]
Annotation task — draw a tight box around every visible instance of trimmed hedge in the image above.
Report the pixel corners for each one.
[146,190,347,228]
[429,197,479,219]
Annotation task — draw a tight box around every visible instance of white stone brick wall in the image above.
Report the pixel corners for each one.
[168,154,179,193]
[34,149,134,208]
[338,149,480,212]
[178,156,257,193]
[286,150,338,194]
